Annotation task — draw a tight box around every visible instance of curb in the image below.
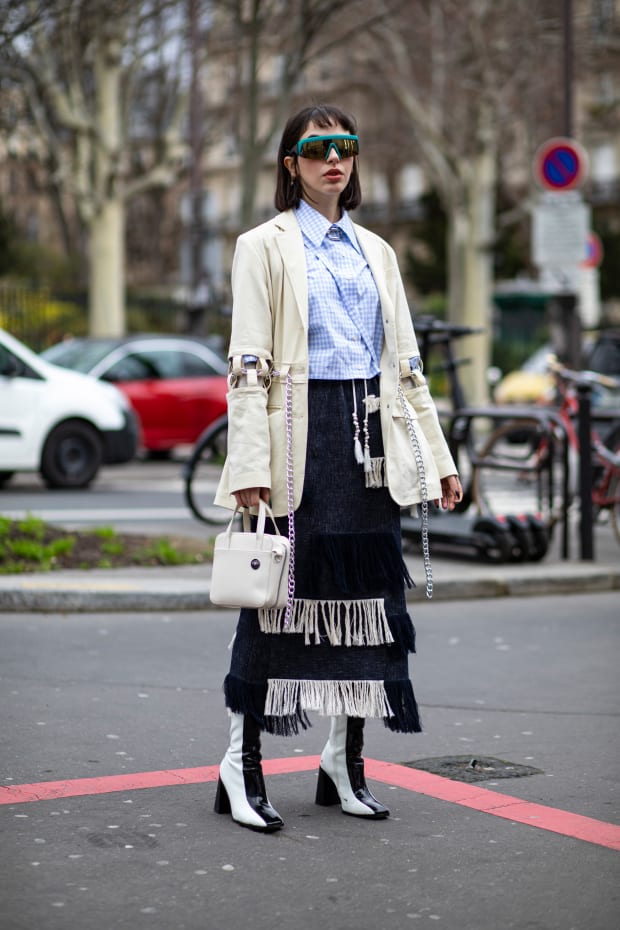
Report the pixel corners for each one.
[423,571,620,602]
[0,590,211,613]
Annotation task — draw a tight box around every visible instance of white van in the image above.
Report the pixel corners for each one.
[0,329,138,488]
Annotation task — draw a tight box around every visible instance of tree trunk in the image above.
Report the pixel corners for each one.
[89,198,125,337]
[89,33,125,336]
[447,142,496,406]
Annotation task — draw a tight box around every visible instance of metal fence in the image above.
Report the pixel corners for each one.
[0,283,230,352]
[0,283,87,352]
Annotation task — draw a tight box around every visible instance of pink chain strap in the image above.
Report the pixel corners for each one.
[284,372,296,625]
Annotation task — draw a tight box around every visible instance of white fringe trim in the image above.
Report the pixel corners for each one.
[365,456,385,488]
[265,678,394,718]
[258,598,394,647]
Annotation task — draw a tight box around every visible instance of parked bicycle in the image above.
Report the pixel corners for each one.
[414,316,485,511]
[402,319,558,562]
[471,357,620,544]
[183,413,231,524]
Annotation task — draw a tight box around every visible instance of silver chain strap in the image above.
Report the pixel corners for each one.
[284,371,296,625]
[397,385,433,599]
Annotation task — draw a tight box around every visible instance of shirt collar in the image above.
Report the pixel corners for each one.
[296,200,360,252]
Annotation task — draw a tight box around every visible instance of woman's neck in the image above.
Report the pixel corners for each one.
[302,195,341,225]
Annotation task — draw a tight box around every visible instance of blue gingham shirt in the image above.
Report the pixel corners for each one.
[296,201,383,379]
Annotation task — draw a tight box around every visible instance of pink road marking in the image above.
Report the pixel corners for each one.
[0,757,320,806]
[365,760,620,851]
[1,755,618,851]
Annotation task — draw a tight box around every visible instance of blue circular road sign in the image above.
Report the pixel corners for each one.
[534,138,587,191]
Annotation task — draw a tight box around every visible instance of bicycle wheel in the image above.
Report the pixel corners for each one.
[445,414,476,514]
[184,417,232,524]
[601,422,620,545]
[472,418,555,520]
[607,471,620,545]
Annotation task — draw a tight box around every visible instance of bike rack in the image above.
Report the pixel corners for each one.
[446,406,571,559]
[412,317,572,561]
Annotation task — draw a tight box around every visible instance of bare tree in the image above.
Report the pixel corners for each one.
[361,0,571,402]
[360,0,620,400]
[208,0,389,229]
[1,0,188,336]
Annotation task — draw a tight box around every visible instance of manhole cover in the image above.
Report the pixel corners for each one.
[401,755,543,783]
[87,830,158,849]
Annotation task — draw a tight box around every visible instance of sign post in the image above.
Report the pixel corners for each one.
[531,137,590,364]
[532,191,589,270]
[532,137,590,276]
[531,137,589,368]
[531,137,598,561]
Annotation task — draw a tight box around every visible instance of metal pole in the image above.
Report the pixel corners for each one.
[577,382,594,560]
[563,0,573,137]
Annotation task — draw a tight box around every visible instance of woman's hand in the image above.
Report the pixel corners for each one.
[233,487,271,509]
[437,474,463,511]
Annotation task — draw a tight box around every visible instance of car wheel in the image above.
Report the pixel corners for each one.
[0,471,15,488]
[41,420,103,489]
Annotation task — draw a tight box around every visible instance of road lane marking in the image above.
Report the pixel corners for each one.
[1,757,619,851]
[17,580,138,590]
[1,508,192,522]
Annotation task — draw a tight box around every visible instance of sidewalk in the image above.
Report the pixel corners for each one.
[1,520,618,612]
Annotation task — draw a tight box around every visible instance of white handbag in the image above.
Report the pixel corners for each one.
[210,499,291,609]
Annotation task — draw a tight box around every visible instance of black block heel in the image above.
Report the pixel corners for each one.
[315,767,340,806]
[214,777,231,814]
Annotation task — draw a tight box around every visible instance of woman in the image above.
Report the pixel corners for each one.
[213,103,462,832]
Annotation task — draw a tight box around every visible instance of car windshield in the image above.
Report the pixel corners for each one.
[41,339,120,373]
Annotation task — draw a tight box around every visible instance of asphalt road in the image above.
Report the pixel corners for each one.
[0,457,217,540]
[1,592,618,930]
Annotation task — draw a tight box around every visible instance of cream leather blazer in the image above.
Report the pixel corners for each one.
[214,210,457,516]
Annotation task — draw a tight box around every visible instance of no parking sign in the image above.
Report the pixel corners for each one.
[532,138,590,271]
[582,231,604,268]
[534,137,588,191]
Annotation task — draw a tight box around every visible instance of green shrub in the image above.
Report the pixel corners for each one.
[93,526,117,540]
[17,515,46,540]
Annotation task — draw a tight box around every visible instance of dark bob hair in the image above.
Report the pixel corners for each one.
[274,104,362,212]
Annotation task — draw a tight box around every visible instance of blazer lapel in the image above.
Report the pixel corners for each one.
[274,211,308,331]
[354,223,396,349]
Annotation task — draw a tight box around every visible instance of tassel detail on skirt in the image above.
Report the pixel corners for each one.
[223,675,267,722]
[265,678,393,720]
[387,611,417,653]
[351,382,365,465]
[224,674,422,734]
[258,598,394,647]
[383,679,423,733]
[364,456,385,489]
[224,673,312,736]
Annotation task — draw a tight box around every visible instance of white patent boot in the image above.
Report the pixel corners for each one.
[315,715,389,819]
[214,712,283,832]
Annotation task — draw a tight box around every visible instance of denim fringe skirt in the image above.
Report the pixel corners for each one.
[223,377,422,735]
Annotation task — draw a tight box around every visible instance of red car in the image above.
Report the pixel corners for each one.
[42,334,229,453]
